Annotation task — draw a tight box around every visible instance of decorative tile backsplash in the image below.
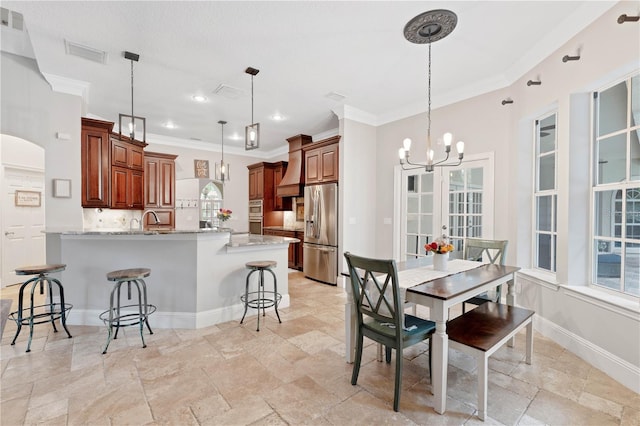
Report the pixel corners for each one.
[83,208,139,230]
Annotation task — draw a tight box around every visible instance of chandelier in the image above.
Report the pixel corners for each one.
[118,51,146,142]
[398,10,464,173]
[215,120,230,183]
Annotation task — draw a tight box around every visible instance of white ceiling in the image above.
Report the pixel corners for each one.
[2,1,617,156]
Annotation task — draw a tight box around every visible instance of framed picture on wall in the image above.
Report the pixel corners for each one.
[52,179,72,198]
[194,159,209,178]
[15,190,41,207]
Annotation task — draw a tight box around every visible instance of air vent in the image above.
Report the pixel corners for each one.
[1,7,24,30]
[213,84,245,100]
[326,91,346,101]
[64,40,108,64]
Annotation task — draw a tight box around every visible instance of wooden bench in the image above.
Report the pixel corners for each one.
[447,302,534,421]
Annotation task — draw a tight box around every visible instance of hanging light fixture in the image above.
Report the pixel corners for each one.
[245,66,260,150]
[215,120,230,183]
[118,51,146,142]
[398,10,464,173]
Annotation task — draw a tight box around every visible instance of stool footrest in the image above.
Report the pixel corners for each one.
[99,304,157,328]
[241,291,282,310]
[10,303,73,326]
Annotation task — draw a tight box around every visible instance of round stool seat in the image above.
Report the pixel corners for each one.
[16,264,66,275]
[107,268,151,281]
[245,261,276,270]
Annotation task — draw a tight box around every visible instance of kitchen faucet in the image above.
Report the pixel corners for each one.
[140,210,160,229]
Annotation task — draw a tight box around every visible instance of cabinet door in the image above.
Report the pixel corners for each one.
[248,167,265,200]
[130,169,145,209]
[144,157,160,208]
[81,127,110,208]
[111,166,130,209]
[111,140,129,168]
[305,148,321,184]
[129,145,144,170]
[159,159,175,208]
[320,145,339,182]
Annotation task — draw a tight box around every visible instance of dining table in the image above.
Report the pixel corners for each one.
[343,256,520,415]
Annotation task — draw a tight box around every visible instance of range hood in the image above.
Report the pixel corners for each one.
[276,134,312,198]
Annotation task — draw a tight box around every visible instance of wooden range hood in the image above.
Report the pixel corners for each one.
[276,134,312,198]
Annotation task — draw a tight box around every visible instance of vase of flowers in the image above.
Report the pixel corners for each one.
[217,208,232,223]
[424,236,454,271]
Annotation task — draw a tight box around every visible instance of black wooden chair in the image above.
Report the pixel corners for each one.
[344,252,435,412]
[462,238,508,313]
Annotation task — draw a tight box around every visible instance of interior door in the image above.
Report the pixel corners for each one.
[2,167,46,287]
[441,157,494,257]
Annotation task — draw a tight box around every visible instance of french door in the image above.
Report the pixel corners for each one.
[397,154,494,260]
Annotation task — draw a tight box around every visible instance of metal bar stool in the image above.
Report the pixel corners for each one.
[99,268,156,354]
[240,261,282,331]
[9,264,72,352]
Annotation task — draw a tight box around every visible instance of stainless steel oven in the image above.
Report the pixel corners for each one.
[249,200,263,234]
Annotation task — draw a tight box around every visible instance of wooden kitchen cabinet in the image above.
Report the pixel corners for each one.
[111,166,144,210]
[248,165,265,200]
[304,136,340,184]
[144,151,177,229]
[81,117,112,208]
[110,136,146,209]
[295,230,304,270]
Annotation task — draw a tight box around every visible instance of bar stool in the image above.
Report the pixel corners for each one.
[9,264,72,352]
[240,261,282,331]
[99,268,156,354]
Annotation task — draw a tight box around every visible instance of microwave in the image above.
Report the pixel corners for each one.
[249,200,263,219]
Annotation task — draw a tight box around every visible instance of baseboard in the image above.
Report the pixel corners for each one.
[535,315,640,393]
[66,294,291,330]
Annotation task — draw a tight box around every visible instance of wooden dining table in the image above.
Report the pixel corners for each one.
[343,257,520,415]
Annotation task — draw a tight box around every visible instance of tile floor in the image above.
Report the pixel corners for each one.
[1,271,639,425]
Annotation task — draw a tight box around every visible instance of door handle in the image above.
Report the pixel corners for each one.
[5,231,14,236]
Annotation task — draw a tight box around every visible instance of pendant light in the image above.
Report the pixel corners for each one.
[245,66,260,150]
[215,120,230,183]
[398,10,464,173]
[118,51,146,142]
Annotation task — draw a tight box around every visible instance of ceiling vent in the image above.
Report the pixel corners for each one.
[213,84,245,100]
[64,40,108,64]
[1,8,24,31]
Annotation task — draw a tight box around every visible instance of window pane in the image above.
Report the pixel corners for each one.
[420,173,433,192]
[537,196,552,231]
[467,167,483,189]
[538,154,555,190]
[624,242,640,296]
[407,215,418,234]
[539,115,556,153]
[407,175,417,193]
[420,214,433,235]
[594,190,617,237]
[537,234,552,270]
[595,240,621,290]
[407,195,418,213]
[406,235,419,255]
[632,74,640,130]
[420,194,433,213]
[598,134,627,184]
[449,170,464,190]
[627,189,640,239]
[598,80,627,136]
[632,129,640,181]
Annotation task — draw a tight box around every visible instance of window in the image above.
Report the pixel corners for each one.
[533,112,558,272]
[403,172,435,260]
[592,72,640,296]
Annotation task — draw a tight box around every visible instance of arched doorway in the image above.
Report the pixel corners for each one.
[1,134,46,287]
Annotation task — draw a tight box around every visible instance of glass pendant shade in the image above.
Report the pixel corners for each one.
[215,120,230,183]
[245,123,260,150]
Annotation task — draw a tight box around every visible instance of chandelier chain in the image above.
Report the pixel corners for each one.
[427,33,432,146]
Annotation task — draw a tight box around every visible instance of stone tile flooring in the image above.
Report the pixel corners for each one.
[1,271,639,425]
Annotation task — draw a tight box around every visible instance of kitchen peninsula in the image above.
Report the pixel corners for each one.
[45,229,296,329]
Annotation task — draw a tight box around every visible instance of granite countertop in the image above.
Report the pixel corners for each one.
[227,234,300,248]
[262,226,304,232]
[45,228,233,235]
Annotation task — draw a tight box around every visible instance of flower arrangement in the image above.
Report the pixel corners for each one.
[217,208,232,222]
[424,236,454,254]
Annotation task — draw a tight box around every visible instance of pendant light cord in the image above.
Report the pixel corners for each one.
[427,32,432,153]
[130,59,134,138]
[251,75,254,125]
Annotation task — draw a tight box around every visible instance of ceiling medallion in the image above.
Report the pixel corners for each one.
[403,9,457,44]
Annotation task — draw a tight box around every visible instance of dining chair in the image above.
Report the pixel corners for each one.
[462,238,508,313]
[344,252,435,412]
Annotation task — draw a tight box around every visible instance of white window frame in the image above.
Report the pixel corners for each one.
[532,111,558,273]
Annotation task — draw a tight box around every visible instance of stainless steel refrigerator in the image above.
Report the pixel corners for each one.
[303,183,338,285]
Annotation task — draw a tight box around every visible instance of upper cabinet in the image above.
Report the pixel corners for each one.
[304,135,340,185]
[81,118,112,208]
[81,117,148,210]
[144,152,177,229]
[248,165,265,200]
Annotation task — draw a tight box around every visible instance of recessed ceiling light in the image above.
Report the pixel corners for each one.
[270,113,285,121]
[228,133,243,141]
[192,94,207,103]
[164,121,176,129]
